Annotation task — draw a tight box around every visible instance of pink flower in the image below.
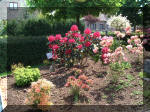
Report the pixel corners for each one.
[93,32,100,38]
[52,54,58,60]
[93,49,98,53]
[126,45,132,50]
[48,35,55,42]
[77,44,83,50]
[68,38,76,44]
[70,25,78,31]
[125,26,131,32]
[65,49,72,54]
[65,82,70,87]
[55,34,62,40]
[65,33,68,36]
[84,28,91,35]
[60,37,68,43]
[84,41,91,47]
[127,39,131,44]
[35,88,40,93]
[52,44,59,51]
[79,36,85,42]
[72,33,79,37]
[102,47,109,53]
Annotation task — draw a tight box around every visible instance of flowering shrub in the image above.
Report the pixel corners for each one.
[25,79,54,110]
[107,14,131,31]
[126,35,143,55]
[100,36,113,64]
[48,25,101,67]
[65,75,92,102]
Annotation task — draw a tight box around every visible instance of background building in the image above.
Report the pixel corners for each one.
[82,14,110,31]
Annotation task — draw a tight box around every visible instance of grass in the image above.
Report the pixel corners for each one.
[0,71,11,77]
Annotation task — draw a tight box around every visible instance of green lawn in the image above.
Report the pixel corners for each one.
[0,71,11,77]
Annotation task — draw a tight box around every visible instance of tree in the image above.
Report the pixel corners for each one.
[119,0,149,30]
[26,0,125,25]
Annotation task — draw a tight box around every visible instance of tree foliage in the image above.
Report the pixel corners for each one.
[119,0,149,27]
[26,0,125,25]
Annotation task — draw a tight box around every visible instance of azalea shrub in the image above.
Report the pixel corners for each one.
[25,79,54,110]
[65,75,92,102]
[47,25,101,67]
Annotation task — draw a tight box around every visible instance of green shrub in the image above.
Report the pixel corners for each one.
[7,36,48,70]
[0,20,7,36]
[6,19,84,36]
[13,66,40,86]
[7,20,18,36]
[23,19,51,36]
[0,38,7,73]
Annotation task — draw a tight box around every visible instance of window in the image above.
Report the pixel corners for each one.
[9,2,18,10]
[99,24,105,30]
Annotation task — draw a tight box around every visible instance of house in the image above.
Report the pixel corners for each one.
[82,14,110,31]
[0,0,38,20]
[0,0,27,20]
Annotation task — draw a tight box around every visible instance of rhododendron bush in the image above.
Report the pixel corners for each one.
[48,25,101,67]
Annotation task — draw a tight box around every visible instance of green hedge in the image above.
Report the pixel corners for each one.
[0,38,7,73]
[7,19,84,36]
[7,36,48,71]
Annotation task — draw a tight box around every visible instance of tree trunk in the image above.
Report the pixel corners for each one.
[76,15,80,26]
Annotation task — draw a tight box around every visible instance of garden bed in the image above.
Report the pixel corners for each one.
[7,54,143,106]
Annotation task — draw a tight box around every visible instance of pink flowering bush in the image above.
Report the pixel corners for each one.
[65,75,92,102]
[25,79,54,110]
[126,35,143,55]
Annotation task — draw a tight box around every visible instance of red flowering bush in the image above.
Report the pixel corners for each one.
[47,25,101,67]
[65,75,92,102]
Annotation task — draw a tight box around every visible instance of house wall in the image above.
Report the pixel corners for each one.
[0,0,27,20]
[84,21,108,31]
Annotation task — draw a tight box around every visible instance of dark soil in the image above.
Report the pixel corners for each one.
[7,53,143,107]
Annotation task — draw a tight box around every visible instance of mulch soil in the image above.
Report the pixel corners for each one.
[3,52,146,112]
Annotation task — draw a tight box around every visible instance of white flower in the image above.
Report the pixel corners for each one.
[107,14,131,31]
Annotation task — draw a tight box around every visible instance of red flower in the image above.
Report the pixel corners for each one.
[102,47,109,53]
[77,44,83,50]
[101,54,107,60]
[93,32,100,38]
[68,38,76,44]
[60,37,68,43]
[84,28,91,35]
[84,41,91,47]
[52,44,59,51]
[65,49,72,54]
[70,25,78,31]
[55,34,62,40]
[79,36,85,42]
[72,33,79,37]
[48,44,52,48]
[48,35,55,42]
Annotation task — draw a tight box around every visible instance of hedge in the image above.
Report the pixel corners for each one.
[0,38,7,73]
[7,19,84,36]
[7,36,48,71]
